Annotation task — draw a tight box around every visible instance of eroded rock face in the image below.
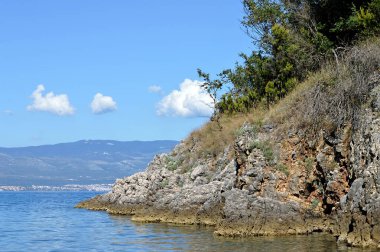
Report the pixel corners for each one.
[334,85,380,247]
[77,79,380,248]
[78,123,325,237]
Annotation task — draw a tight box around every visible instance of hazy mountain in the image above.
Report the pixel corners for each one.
[0,140,178,186]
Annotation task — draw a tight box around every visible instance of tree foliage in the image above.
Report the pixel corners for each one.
[198,0,380,115]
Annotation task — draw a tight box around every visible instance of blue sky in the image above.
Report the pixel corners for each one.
[0,0,252,147]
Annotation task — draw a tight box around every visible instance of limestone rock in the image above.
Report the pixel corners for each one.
[77,78,380,248]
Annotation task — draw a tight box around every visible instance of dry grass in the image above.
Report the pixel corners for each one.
[268,65,336,125]
[179,37,380,169]
[269,37,380,139]
[183,106,267,159]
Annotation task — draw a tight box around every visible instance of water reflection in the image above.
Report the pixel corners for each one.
[2,192,376,252]
[108,214,376,252]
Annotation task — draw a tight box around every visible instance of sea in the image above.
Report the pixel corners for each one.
[0,191,377,252]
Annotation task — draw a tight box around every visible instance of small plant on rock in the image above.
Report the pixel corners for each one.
[249,140,275,164]
[235,123,259,138]
[305,157,314,176]
[311,198,320,210]
[160,178,169,189]
[276,163,289,176]
[164,156,182,171]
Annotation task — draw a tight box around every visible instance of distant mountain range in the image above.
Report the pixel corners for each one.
[0,140,178,186]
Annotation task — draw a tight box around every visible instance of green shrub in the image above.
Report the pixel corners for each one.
[176,179,184,188]
[326,160,339,171]
[276,163,289,176]
[164,156,182,171]
[305,157,314,176]
[311,199,320,209]
[160,178,169,189]
[249,140,275,164]
[235,124,259,137]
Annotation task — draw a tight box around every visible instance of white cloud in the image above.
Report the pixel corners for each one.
[148,85,162,93]
[156,79,214,117]
[91,93,117,114]
[27,85,75,116]
[3,110,13,116]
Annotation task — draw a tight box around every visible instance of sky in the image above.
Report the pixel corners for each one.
[0,0,252,147]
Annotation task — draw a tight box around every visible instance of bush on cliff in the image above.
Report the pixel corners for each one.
[183,0,380,191]
[270,37,380,139]
[187,37,380,172]
[199,0,380,115]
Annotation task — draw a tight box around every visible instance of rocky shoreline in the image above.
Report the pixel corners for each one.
[77,73,380,249]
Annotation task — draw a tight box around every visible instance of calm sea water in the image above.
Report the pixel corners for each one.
[0,191,376,252]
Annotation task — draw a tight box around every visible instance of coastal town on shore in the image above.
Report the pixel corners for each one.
[0,184,112,192]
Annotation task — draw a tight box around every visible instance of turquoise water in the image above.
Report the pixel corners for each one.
[0,191,376,251]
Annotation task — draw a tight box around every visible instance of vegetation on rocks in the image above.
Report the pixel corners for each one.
[199,0,380,115]
[78,48,380,246]
[77,0,380,248]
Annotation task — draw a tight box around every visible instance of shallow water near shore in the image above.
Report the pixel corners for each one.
[0,191,376,252]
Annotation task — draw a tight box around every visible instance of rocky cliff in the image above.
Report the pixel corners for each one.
[77,43,380,248]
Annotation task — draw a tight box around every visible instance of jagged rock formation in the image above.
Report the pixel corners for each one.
[333,83,380,247]
[77,74,380,248]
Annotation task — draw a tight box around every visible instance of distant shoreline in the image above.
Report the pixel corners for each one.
[0,184,112,192]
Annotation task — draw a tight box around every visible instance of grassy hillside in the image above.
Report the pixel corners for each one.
[182,37,380,175]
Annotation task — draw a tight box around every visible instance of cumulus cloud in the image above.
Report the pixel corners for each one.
[27,85,75,116]
[156,79,214,117]
[91,93,117,114]
[148,85,162,94]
